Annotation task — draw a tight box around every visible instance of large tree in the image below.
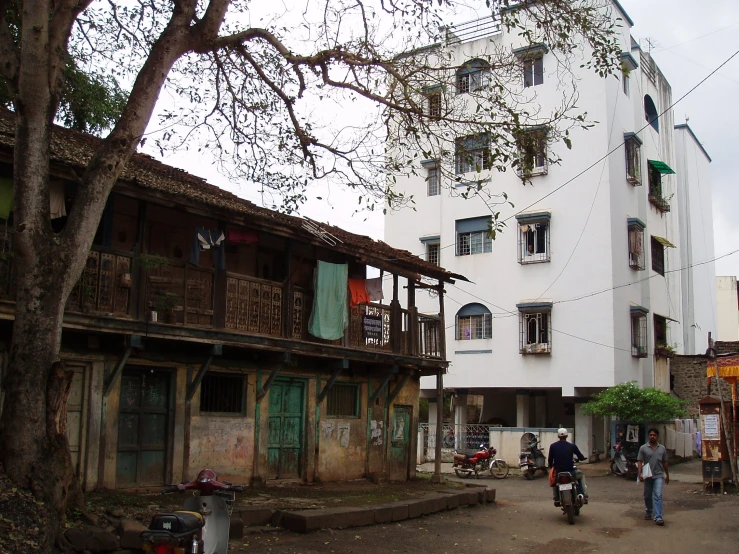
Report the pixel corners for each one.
[0,0,620,549]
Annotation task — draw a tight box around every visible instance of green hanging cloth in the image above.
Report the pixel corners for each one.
[0,178,13,219]
[308,260,348,340]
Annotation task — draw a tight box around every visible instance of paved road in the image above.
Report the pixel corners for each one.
[233,462,739,553]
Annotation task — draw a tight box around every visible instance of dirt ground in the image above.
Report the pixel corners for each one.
[231,469,739,554]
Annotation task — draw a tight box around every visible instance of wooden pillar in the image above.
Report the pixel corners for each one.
[432,369,444,483]
[390,274,401,353]
[408,279,418,357]
[438,279,447,360]
[133,201,148,320]
[282,240,293,338]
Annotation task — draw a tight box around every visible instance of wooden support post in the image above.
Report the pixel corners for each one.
[387,373,411,405]
[408,280,418,357]
[282,240,293,338]
[370,366,398,404]
[390,274,401,353]
[186,344,222,402]
[438,279,447,360]
[432,368,444,483]
[103,335,142,397]
[257,353,290,401]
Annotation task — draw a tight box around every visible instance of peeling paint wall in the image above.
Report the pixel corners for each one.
[189,416,255,480]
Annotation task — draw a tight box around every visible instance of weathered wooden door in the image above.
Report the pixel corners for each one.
[66,366,86,476]
[267,380,304,479]
[388,405,412,481]
[116,369,170,487]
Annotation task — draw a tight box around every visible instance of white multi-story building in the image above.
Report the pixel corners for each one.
[716,276,739,341]
[383,2,717,454]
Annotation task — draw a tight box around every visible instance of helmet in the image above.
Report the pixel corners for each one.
[557,428,568,438]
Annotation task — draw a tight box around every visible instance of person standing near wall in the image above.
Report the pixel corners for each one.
[637,428,670,526]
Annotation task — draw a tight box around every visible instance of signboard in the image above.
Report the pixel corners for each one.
[703,414,720,438]
[363,314,382,340]
[626,424,639,443]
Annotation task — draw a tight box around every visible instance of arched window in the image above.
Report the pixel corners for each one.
[456,303,492,340]
[644,95,659,132]
[457,59,489,94]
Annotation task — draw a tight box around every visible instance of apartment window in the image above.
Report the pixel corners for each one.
[622,72,630,96]
[647,159,674,212]
[620,53,637,98]
[624,133,642,185]
[516,212,550,264]
[200,373,245,414]
[516,128,548,176]
[651,236,665,276]
[456,59,489,94]
[327,383,359,417]
[456,303,492,340]
[653,314,667,348]
[427,89,441,118]
[426,242,440,266]
[627,218,645,270]
[518,303,552,354]
[456,216,492,256]
[523,55,544,87]
[455,134,491,174]
[630,307,648,358]
[427,164,440,196]
[644,95,659,132]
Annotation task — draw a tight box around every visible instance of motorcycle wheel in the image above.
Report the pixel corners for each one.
[454,469,469,478]
[610,460,625,477]
[523,468,536,480]
[490,460,509,479]
[565,503,575,525]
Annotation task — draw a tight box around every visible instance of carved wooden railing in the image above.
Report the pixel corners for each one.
[418,314,442,359]
[145,262,214,326]
[348,303,393,353]
[67,248,133,316]
[224,273,282,337]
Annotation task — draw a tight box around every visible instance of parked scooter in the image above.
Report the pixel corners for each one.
[452,444,510,479]
[519,436,547,480]
[141,469,245,554]
[554,463,585,525]
[610,440,638,478]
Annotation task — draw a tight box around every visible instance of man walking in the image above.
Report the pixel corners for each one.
[637,428,670,526]
[548,428,587,505]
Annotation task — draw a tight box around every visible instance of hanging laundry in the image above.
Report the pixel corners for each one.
[365,277,384,302]
[348,278,370,307]
[49,181,67,219]
[309,261,348,340]
[226,227,258,244]
[189,228,226,270]
[0,177,12,219]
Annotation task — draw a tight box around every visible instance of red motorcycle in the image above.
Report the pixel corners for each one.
[453,444,509,479]
[141,469,245,554]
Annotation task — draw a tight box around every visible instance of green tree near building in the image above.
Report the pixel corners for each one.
[581,381,687,422]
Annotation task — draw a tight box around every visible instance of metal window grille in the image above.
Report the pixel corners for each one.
[631,314,648,357]
[455,134,491,174]
[457,72,470,94]
[200,373,244,413]
[427,92,441,117]
[456,231,491,256]
[653,315,667,348]
[327,383,359,417]
[426,243,440,265]
[456,313,492,340]
[427,165,440,196]
[651,236,665,275]
[628,225,645,270]
[625,138,641,185]
[518,222,550,263]
[648,165,662,198]
[519,311,551,354]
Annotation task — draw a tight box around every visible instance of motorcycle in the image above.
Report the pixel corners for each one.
[141,469,245,554]
[554,464,585,525]
[453,444,510,479]
[610,440,638,478]
[519,437,547,480]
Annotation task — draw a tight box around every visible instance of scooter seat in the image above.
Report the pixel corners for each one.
[146,511,204,534]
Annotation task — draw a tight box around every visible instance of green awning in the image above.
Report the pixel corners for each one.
[648,159,676,175]
[653,235,676,248]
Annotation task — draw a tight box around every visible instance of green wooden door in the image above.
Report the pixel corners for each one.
[267,380,304,479]
[116,369,170,487]
[389,405,412,480]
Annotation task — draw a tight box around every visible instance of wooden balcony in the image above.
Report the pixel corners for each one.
[1,247,443,361]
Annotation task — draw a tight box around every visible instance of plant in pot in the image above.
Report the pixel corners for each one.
[138,253,169,271]
[155,293,180,324]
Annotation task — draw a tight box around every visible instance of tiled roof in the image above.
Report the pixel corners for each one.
[0,110,467,283]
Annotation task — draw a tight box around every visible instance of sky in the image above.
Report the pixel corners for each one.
[146,0,739,277]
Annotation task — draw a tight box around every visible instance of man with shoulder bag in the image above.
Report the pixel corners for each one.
[637,428,670,526]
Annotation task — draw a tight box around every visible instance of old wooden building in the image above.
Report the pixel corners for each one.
[0,112,462,490]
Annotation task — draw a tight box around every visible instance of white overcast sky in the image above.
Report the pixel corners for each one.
[148,0,739,277]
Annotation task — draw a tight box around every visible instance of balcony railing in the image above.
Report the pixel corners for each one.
[67,249,133,316]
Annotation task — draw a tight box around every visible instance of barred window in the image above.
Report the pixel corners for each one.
[628,220,645,270]
[651,236,665,276]
[455,134,491,174]
[426,242,440,266]
[427,164,440,196]
[327,383,359,417]
[456,303,492,340]
[427,90,441,117]
[631,310,648,357]
[516,128,548,176]
[518,304,552,355]
[523,56,544,87]
[457,59,489,94]
[518,220,550,263]
[200,373,244,414]
[625,136,641,185]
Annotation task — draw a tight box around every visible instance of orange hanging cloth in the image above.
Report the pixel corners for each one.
[348,278,370,307]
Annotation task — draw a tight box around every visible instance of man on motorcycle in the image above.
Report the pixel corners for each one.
[548,428,587,506]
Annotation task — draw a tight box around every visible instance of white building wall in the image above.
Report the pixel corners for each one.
[716,276,739,341]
